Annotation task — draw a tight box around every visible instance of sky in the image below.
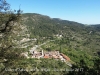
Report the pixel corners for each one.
[6,0,100,24]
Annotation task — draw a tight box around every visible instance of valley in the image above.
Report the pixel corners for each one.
[0,13,100,75]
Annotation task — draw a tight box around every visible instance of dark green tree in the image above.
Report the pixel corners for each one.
[0,0,23,74]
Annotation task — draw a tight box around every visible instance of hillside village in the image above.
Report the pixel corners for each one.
[21,47,72,66]
[30,50,70,61]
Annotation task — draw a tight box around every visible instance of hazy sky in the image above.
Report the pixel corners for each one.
[6,0,100,24]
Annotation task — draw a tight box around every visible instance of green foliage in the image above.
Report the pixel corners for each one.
[67,57,100,75]
[0,0,24,74]
[22,13,100,54]
[0,0,22,58]
[0,58,70,75]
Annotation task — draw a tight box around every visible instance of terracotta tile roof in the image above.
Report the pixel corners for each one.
[60,53,70,61]
[44,55,50,58]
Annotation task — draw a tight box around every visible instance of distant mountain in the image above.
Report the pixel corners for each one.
[90,24,100,31]
[21,13,100,56]
[22,13,92,37]
[22,13,100,38]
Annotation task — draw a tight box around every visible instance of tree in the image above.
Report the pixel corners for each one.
[0,0,23,74]
[0,0,22,57]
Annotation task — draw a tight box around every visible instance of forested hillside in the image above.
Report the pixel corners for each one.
[22,13,100,56]
[20,13,100,74]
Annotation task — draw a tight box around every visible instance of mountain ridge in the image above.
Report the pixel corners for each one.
[21,13,100,56]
